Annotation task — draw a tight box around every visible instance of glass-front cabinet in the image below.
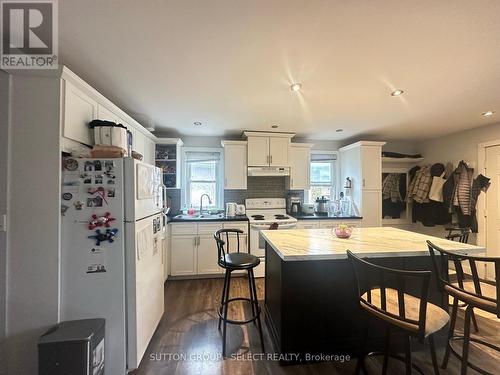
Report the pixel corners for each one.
[155,138,183,189]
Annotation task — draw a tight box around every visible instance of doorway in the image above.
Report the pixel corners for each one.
[485,144,500,278]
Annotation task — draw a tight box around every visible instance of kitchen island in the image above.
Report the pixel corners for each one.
[260,227,485,360]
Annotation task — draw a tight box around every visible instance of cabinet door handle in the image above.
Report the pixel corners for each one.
[270,155,273,164]
[362,179,366,188]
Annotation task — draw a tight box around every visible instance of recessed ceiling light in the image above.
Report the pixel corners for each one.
[290,83,302,92]
[271,125,279,129]
[336,128,343,132]
[193,121,202,126]
[390,89,404,96]
[482,111,494,117]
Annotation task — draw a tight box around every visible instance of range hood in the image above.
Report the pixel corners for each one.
[247,166,290,177]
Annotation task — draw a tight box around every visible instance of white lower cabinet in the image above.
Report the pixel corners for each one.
[170,235,197,276]
[197,235,221,274]
[296,221,320,229]
[169,221,248,277]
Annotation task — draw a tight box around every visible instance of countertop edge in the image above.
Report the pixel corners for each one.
[168,215,249,223]
[291,215,363,220]
[260,230,486,262]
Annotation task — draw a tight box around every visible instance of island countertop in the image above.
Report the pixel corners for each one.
[260,226,485,261]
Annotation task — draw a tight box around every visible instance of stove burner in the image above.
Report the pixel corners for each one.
[274,214,289,220]
[251,215,265,220]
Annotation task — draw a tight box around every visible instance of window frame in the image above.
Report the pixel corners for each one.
[181,147,224,210]
[305,150,339,204]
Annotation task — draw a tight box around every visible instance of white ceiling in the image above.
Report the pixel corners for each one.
[59,0,500,141]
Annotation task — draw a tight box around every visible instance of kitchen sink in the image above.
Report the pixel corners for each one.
[173,213,224,220]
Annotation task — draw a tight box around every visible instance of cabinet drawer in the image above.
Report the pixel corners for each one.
[197,223,223,235]
[170,223,197,235]
[223,221,248,233]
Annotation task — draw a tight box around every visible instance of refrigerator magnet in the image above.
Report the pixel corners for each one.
[64,158,78,171]
[62,192,73,201]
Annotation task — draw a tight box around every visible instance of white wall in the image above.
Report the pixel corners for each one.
[417,122,500,167]
[0,71,9,375]
[6,75,62,375]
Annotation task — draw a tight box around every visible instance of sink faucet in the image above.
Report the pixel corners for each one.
[199,194,212,214]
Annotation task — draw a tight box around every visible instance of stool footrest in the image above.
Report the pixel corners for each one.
[447,336,500,375]
[359,351,425,375]
[218,297,261,325]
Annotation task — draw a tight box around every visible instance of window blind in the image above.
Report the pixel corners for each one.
[311,153,337,162]
[185,151,221,163]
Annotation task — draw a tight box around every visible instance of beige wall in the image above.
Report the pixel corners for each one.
[416,122,500,167]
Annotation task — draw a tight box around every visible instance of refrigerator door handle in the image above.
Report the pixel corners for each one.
[161,183,168,214]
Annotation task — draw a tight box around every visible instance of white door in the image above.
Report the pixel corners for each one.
[247,137,269,166]
[289,146,310,189]
[486,145,500,277]
[361,190,382,227]
[127,215,164,369]
[124,159,162,221]
[197,235,222,274]
[170,235,197,276]
[63,80,97,145]
[361,145,382,189]
[224,144,247,189]
[269,137,289,166]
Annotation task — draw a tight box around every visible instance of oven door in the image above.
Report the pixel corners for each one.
[249,222,297,258]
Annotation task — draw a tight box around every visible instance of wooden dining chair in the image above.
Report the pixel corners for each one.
[427,240,500,375]
[348,250,449,375]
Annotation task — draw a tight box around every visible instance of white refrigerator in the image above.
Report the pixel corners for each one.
[61,157,166,374]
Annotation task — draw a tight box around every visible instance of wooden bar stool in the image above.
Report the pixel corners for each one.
[214,229,265,357]
[444,228,480,332]
[347,250,449,375]
[445,227,472,244]
[427,241,500,375]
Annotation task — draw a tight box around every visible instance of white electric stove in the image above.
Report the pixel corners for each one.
[246,198,298,277]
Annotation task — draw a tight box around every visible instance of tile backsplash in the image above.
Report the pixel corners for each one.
[167,177,305,215]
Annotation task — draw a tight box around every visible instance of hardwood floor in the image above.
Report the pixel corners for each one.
[132,277,500,375]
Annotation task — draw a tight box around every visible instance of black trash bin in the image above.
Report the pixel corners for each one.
[38,318,105,375]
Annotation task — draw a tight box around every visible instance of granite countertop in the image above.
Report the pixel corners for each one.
[260,226,485,261]
[290,213,363,220]
[169,213,249,223]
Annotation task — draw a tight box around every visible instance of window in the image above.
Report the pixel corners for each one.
[306,152,337,203]
[182,148,223,209]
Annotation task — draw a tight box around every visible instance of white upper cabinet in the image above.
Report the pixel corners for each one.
[287,143,313,190]
[269,137,289,166]
[60,67,156,159]
[339,141,386,227]
[244,131,294,167]
[361,145,383,189]
[97,104,119,123]
[221,141,247,189]
[247,136,269,166]
[63,80,97,145]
